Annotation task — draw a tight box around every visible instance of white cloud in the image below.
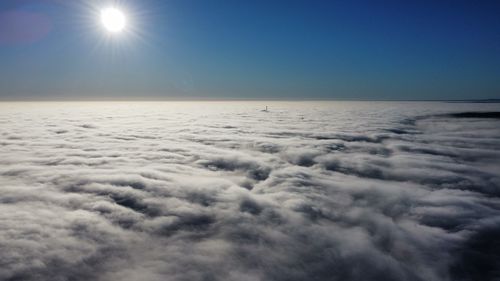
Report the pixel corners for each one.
[0,101,499,281]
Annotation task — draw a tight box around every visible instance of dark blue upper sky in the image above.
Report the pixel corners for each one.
[0,0,499,100]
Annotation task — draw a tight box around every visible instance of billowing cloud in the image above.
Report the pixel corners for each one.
[0,102,499,281]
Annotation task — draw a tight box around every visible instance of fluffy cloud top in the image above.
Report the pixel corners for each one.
[0,101,499,281]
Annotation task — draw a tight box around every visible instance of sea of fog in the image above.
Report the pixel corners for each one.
[0,101,499,281]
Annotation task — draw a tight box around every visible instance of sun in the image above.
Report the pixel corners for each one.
[101,8,126,33]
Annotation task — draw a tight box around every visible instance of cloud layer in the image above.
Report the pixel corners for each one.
[1,101,499,281]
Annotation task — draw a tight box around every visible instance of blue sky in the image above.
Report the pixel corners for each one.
[0,0,499,100]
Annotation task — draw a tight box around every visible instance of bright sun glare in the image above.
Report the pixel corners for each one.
[101,8,126,33]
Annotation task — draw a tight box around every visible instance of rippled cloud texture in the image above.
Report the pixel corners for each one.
[1,101,499,281]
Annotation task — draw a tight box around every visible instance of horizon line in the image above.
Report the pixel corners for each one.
[0,98,499,103]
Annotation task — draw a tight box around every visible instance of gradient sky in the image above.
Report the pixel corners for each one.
[0,0,499,100]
